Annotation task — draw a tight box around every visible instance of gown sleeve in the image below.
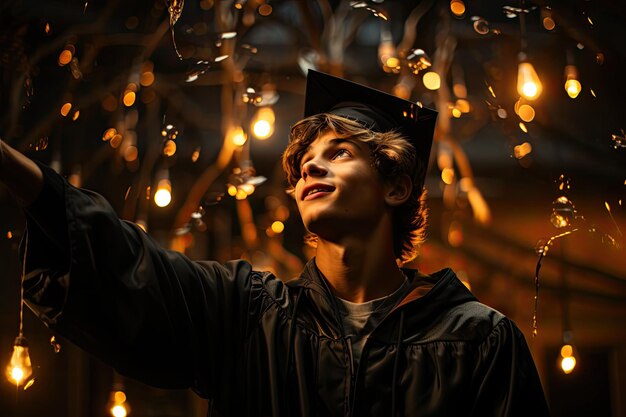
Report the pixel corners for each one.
[470,318,551,417]
[20,163,257,398]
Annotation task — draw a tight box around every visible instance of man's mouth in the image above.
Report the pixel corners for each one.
[303,184,335,200]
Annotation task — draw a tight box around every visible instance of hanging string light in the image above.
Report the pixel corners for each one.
[517,55,543,100]
[108,377,131,417]
[154,170,172,208]
[564,65,582,99]
[378,27,399,73]
[516,1,543,101]
[560,344,577,374]
[5,235,35,388]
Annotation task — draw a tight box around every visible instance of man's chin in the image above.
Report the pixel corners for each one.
[305,217,350,240]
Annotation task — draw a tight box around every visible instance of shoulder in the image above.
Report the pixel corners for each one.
[402,268,516,344]
[417,300,509,344]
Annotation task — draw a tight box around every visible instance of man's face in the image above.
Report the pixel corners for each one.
[294,130,389,240]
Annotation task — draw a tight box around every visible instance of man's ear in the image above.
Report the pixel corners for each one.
[384,174,412,207]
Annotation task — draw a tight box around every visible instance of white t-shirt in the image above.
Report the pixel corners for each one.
[336,277,411,367]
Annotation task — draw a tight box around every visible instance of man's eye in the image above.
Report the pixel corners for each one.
[333,149,350,159]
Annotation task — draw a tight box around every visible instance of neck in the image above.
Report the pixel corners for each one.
[314,221,405,303]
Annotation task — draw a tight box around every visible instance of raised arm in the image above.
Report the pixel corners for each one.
[0,138,44,206]
[1,137,272,399]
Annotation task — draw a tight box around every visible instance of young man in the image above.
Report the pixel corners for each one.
[0,71,550,416]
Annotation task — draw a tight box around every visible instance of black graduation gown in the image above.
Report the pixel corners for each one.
[21,164,551,416]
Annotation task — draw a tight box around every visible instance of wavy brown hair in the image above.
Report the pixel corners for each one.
[282,113,428,264]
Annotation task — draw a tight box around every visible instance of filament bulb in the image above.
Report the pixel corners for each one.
[517,60,543,100]
[564,65,582,99]
[5,336,33,386]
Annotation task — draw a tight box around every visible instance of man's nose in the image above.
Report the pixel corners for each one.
[302,159,328,180]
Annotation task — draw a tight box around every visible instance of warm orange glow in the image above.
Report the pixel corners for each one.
[561,356,576,374]
[393,83,411,100]
[60,102,72,116]
[456,99,470,113]
[163,140,177,156]
[450,0,465,16]
[253,120,271,138]
[385,57,400,69]
[191,148,200,162]
[124,146,138,162]
[423,71,441,90]
[110,134,123,148]
[235,189,247,200]
[378,40,396,69]
[514,142,532,159]
[136,220,148,232]
[140,71,155,87]
[114,391,127,404]
[451,107,462,118]
[564,65,582,99]
[227,185,238,196]
[251,107,275,140]
[123,91,136,107]
[258,4,272,16]
[447,221,463,247]
[5,341,33,386]
[441,167,455,184]
[453,83,467,99]
[519,122,528,133]
[103,128,117,141]
[518,104,535,122]
[270,221,285,234]
[154,179,172,207]
[468,187,491,224]
[517,61,543,100]
[239,183,255,195]
[560,344,573,358]
[72,110,80,121]
[543,16,555,30]
[229,126,247,146]
[58,49,73,66]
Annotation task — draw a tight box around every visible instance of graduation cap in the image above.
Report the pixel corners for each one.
[303,70,437,186]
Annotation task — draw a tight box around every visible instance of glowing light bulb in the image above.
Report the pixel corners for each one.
[5,337,33,386]
[561,356,576,374]
[559,343,577,374]
[423,71,441,90]
[564,65,582,99]
[517,61,543,100]
[109,389,131,417]
[251,107,275,140]
[154,179,172,207]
